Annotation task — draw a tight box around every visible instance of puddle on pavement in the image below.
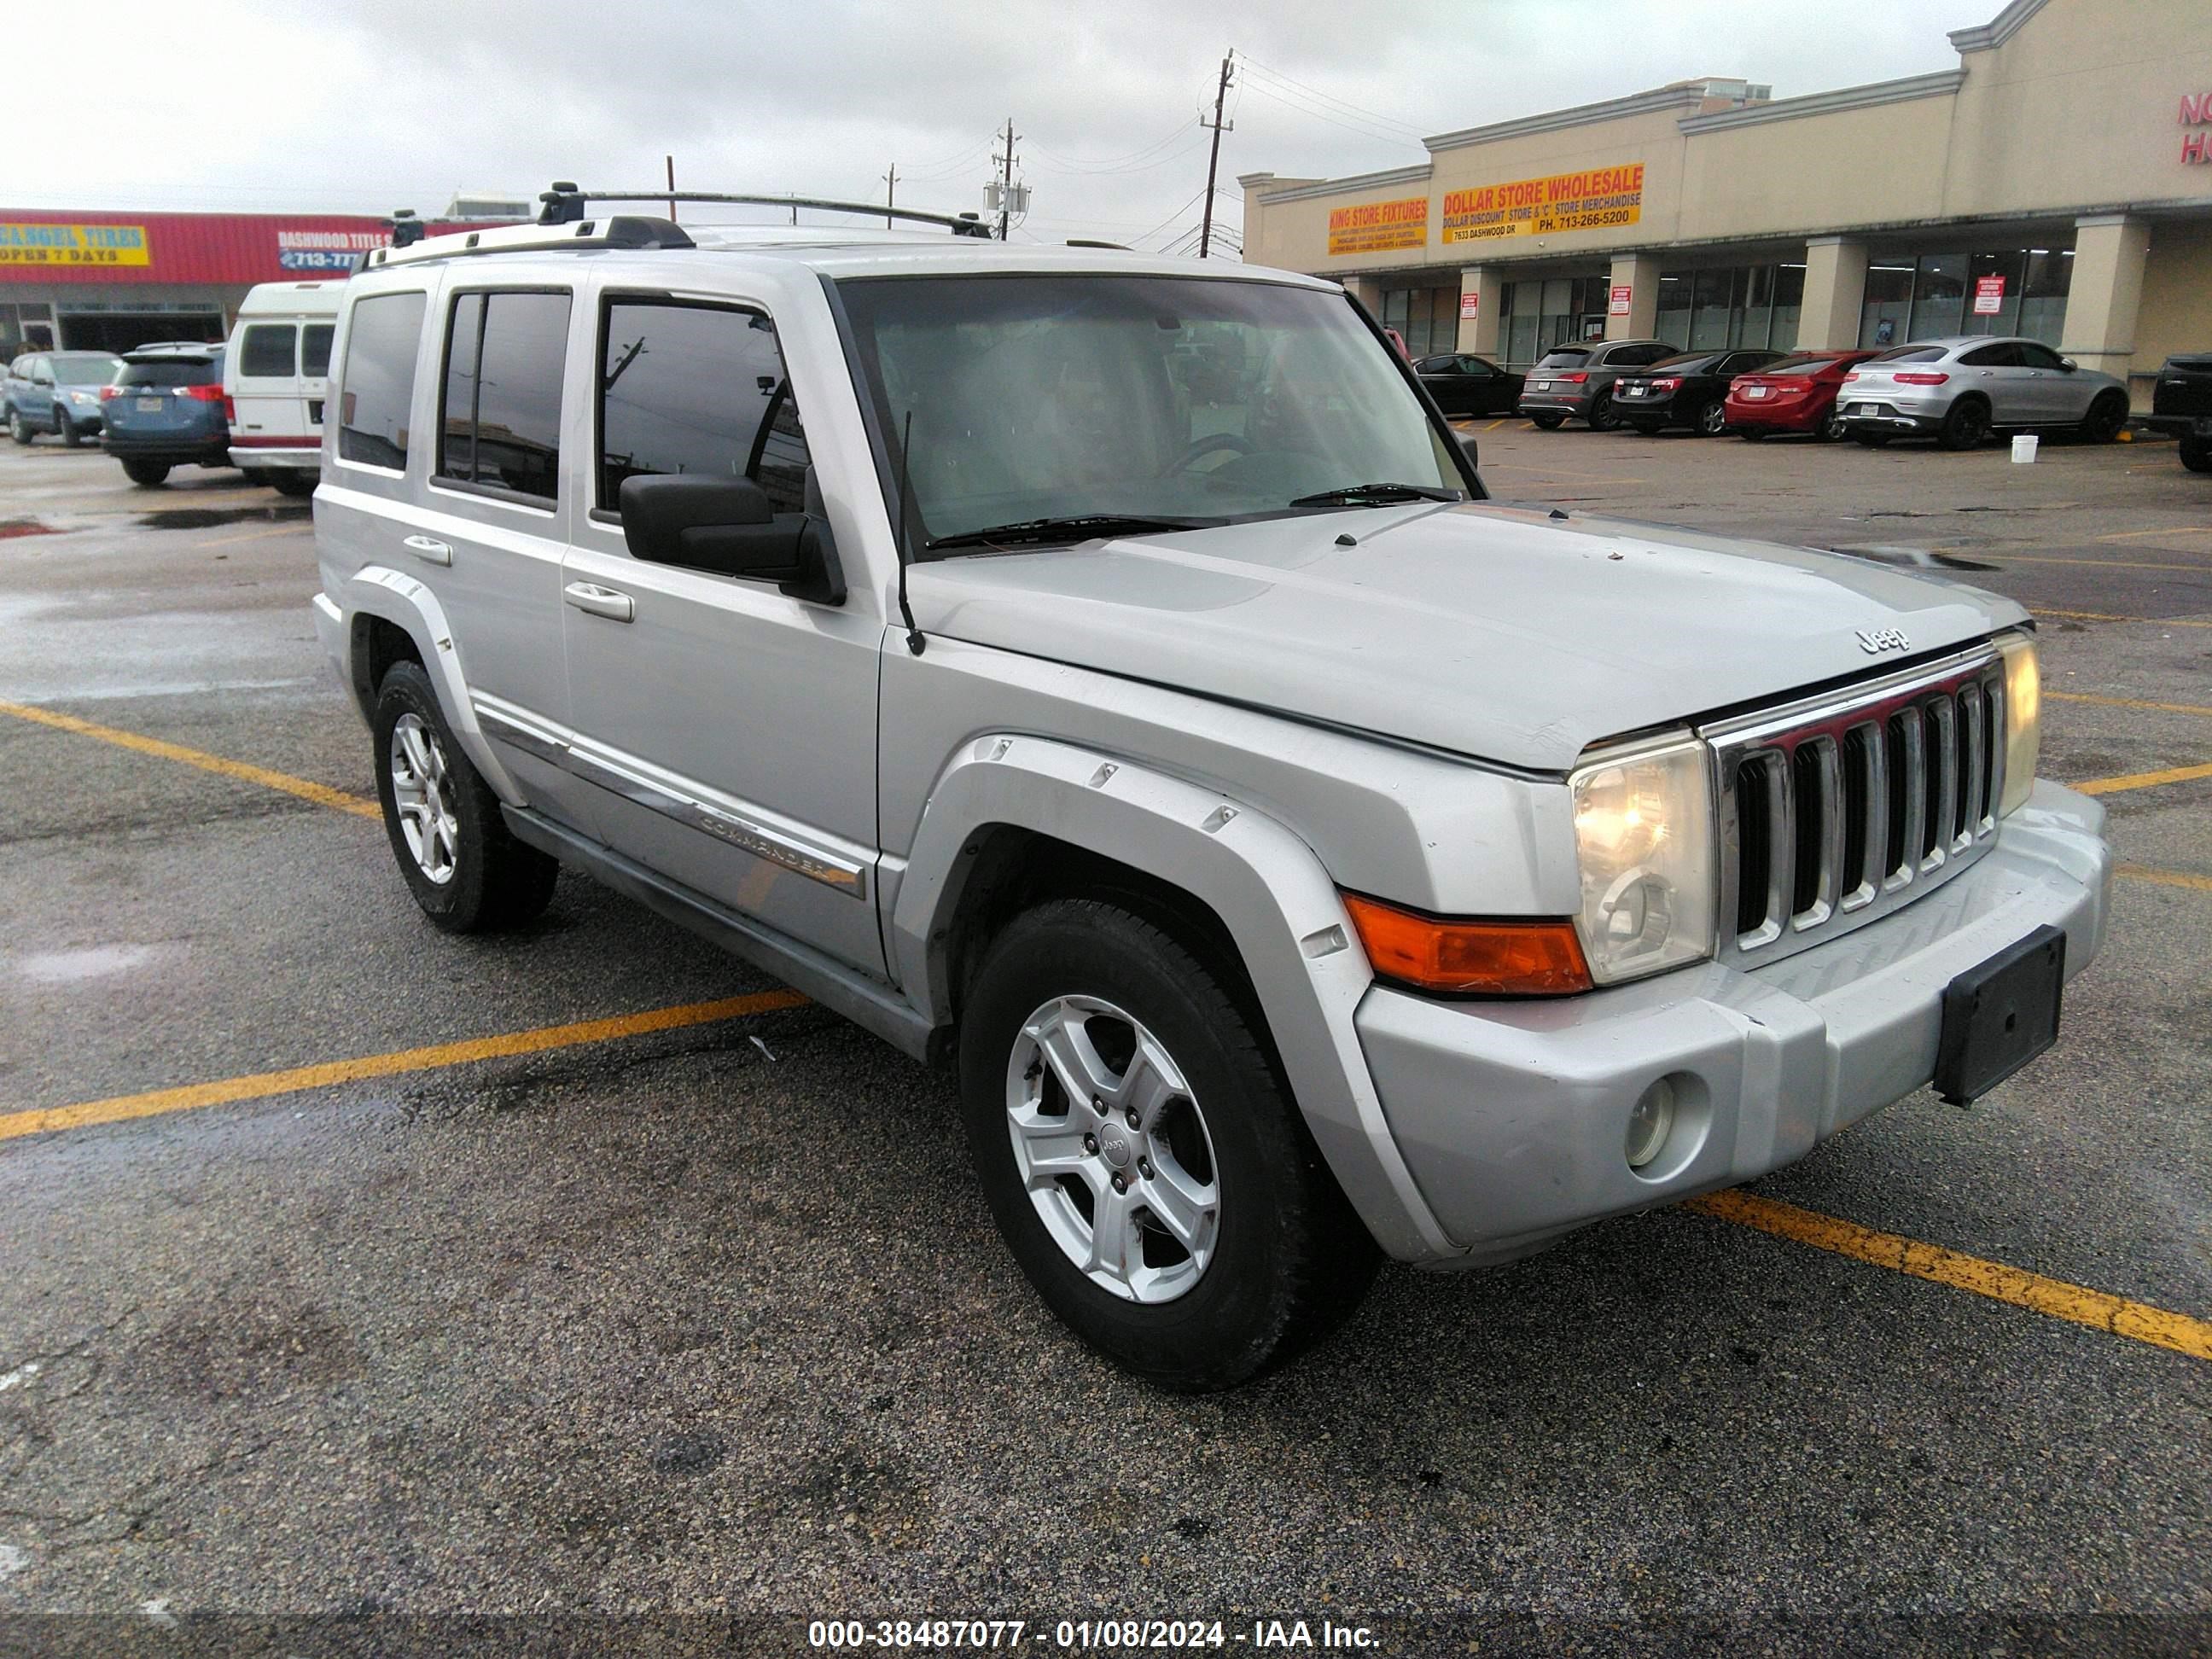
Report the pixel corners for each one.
[13,943,182,985]
[137,504,310,532]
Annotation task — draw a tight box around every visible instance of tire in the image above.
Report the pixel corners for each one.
[959,899,1379,1391]
[1937,398,1990,451]
[1586,390,1620,432]
[2081,392,2128,444]
[7,409,32,445]
[1696,399,1728,437]
[271,470,318,498]
[2181,432,2212,474]
[371,660,558,933]
[1528,412,1566,430]
[119,458,171,486]
[1819,406,1848,443]
[55,407,82,448]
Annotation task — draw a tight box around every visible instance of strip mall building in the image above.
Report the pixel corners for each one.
[1241,0,2212,405]
[0,201,518,357]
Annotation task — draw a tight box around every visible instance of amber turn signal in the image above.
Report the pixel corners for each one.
[1341,894,1593,996]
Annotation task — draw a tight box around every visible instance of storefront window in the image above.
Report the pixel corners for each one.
[2020,247,2071,347]
[1963,250,2026,336]
[1494,276,1607,366]
[1655,273,1691,348]
[1859,262,1916,347]
[1859,243,2071,348]
[1909,253,1968,338]
[1770,264,1803,352]
[1381,284,1461,358]
[1655,265,1802,352]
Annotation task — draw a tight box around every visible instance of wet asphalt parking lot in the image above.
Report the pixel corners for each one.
[0,422,2207,1656]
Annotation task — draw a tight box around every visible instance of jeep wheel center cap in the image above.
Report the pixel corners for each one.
[1097,1123,1133,1167]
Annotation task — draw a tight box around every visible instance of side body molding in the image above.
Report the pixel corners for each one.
[336,564,524,803]
[893,734,1459,1265]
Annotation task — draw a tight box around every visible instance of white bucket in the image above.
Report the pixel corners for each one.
[2011,434,2039,463]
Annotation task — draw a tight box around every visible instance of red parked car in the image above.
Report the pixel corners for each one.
[1724,349,1880,441]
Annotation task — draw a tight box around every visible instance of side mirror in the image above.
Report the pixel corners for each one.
[619,474,845,605]
[2058,357,2078,372]
[1458,432,1480,472]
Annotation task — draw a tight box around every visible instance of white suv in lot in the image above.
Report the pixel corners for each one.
[312,200,2109,1389]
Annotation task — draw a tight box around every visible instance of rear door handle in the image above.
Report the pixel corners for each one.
[401,534,451,566]
[564,581,634,623]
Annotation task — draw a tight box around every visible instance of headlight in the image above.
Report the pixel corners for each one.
[1996,632,2039,817]
[68,391,96,405]
[1569,734,1715,985]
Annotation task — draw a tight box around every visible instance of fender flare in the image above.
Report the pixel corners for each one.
[893,733,1458,1264]
[337,565,524,803]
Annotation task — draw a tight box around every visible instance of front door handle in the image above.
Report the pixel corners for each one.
[401,534,451,565]
[564,581,635,623]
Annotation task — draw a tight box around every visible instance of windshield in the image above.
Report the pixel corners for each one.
[53,356,119,386]
[835,274,1465,549]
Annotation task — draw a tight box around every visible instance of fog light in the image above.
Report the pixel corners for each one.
[1625,1079,1676,1169]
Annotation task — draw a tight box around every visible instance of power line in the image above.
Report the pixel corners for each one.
[1237,76,1429,151]
[1234,54,1427,137]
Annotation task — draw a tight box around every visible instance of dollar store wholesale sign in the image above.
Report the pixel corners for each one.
[1442,164,1644,242]
[1327,197,1429,256]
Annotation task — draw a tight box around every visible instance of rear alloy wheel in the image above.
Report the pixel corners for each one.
[2081,392,2128,444]
[1696,399,1728,436]
[960,899,1378,1391]
[372,661,558,933]
[119,458,171,486]
[1819,406,1848,442]
[7,410,32,445]
[1937,398,1991,451]
[2180,432,2212,474]
[1586,390,1621,432]
[54,407,82,448]
[1528,412,1566,430]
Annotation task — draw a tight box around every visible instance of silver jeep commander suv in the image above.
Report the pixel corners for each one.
[313,193,2109,1390]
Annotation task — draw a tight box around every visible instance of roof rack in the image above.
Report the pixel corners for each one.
[536,182,995,238]
[357,214,695,272]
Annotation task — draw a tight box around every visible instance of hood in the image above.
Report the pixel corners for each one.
[911,502,2024,774]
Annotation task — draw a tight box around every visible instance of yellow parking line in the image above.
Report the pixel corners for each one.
[2117,862,2212,893]
[0,699,379,818]
[2074,760,2212,796]
[1483,418,1506,430]
[2034,608,2212,629]
[1685,1190,2211,1362]
[2096,525,2212,543]
[195,523,309,550]
[0,988,811,1144]
[2048,690,2212,718]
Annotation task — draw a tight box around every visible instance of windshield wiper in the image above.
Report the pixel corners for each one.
[925,514,1210,554]
[1287,482,1461,509]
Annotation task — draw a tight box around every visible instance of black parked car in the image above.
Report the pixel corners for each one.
[1413,352,1524,416]
[1614,348,1786,435]
[2143,352,2212,473]
[1515,339,1674,430]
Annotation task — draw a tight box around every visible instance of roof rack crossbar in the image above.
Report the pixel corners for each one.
[538,184,994,238]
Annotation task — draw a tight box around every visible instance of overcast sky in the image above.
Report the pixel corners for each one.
[26,0,2000,256]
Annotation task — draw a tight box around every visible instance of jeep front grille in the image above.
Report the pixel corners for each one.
[1705,646,2005,966]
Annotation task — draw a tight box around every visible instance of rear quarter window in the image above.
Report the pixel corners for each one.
[338,292,428,469]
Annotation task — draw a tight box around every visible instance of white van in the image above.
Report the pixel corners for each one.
[224,281,344,496]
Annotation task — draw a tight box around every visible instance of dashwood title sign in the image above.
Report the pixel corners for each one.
[1442,163,1644,242]
[1326,196,1428,256]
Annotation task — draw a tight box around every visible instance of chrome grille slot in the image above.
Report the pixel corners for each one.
[1708,645,2007,967]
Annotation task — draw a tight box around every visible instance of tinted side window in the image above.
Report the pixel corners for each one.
[439,289,570,502]
[2017,342,2067,370]
[1960,342,2022,367]
[302,323,334,377]
[239,323,296,378]
[599,300,811,515]
[339,292,428,469]
[1620,344,1673,366]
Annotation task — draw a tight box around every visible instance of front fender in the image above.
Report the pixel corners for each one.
[335,565,525,804]
[893,733,1458,1264]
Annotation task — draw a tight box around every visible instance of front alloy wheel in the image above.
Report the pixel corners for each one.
[1007,994,1220,1304]
[7,410,31,445]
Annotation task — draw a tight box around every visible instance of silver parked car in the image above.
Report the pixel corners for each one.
[1839,335,2130,450]
[311,197,2109,1389]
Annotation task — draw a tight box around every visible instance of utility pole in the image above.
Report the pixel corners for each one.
[665,154,678,223]
[883,161,899,230]
[1199,50,1234,259]
[996,118,1018,241]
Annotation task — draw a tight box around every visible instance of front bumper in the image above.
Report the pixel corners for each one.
[1353,780,2109,1265]
[230,443,320,472]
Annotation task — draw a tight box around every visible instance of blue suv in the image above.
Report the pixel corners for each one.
[100,343,233,486]
[5,350,123,446]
